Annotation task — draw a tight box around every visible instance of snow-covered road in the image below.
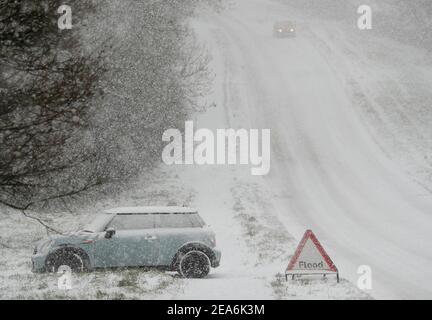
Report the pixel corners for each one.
[185,0,432,299]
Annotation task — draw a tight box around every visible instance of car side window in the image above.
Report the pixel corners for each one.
[189,213,206,227]
[106,215,155,230]
[155,213,204,228]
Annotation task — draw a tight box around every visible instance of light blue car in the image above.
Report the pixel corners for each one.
[31,207,221,278]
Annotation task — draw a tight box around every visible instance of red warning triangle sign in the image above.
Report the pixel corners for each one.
[287,230,338,273]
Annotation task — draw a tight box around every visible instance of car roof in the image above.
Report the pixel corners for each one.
[104,206,198,215]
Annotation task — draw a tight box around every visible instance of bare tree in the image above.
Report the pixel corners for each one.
[0,0,107,210]
[0,0,220,216]
[78,0,215,196]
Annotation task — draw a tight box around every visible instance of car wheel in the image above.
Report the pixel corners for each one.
[179,250,211,278]
[46,251,85,273]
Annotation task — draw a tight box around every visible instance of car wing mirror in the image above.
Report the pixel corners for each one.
[105,228,116,239]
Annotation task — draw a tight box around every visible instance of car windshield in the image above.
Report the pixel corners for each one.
[84,214,115,232]
[275,21,293,28]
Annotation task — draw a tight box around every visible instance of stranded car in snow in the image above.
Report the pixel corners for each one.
[31,207,221,278]
[273,21,296,38]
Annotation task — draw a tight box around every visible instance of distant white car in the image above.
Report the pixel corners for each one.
[273,21,296,38]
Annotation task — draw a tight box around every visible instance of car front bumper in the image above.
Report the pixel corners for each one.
[31,253,48,273]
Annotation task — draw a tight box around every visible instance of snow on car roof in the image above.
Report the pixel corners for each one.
[104,206,198,214]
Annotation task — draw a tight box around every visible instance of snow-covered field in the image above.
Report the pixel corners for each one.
[2,0,432,299]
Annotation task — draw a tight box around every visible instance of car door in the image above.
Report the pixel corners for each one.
[93,230,134,268]
[122,228,159,267]
[154,214,199,266]
[93,214,159,268]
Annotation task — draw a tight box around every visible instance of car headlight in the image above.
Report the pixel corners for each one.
[209,234,216,247]
[38,240,53,254]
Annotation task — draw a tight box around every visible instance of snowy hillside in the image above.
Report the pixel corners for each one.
[190,0,432,299]
[2,0,432,300]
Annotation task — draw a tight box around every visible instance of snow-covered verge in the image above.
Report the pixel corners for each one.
[0,163,369,299]
[0,169,191,299]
